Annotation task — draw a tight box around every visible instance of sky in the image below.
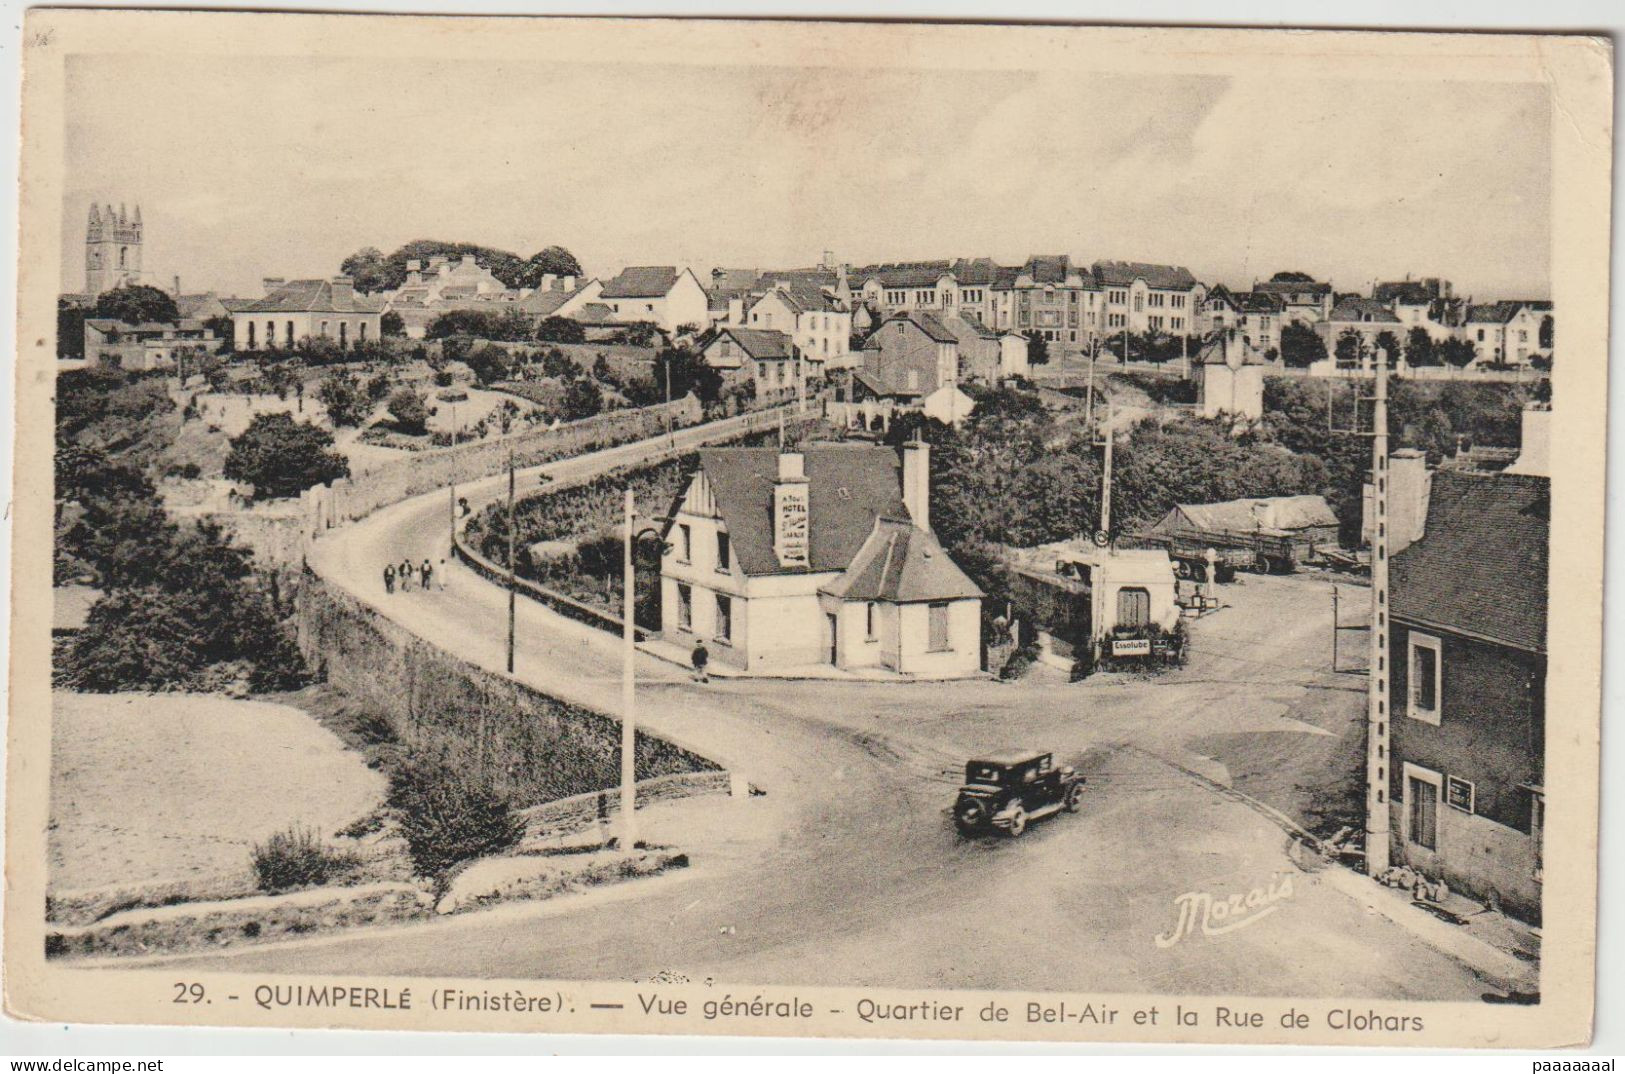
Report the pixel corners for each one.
[61,53,1551,301]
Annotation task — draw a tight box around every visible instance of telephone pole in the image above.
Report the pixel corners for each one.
[620,489,638,853]
[505,444,516,675]
[1098,400,1115,536]
[1365,349,1392,874]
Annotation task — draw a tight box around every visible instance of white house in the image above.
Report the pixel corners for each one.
[1093,260,1202,337]
[598,266,710,333]
[698,326,801,402]
[1463,301,1551,367]
[1195,328,1267,422]
[745,283,853,370]
[660,442,983,677]
[232,276,384,351]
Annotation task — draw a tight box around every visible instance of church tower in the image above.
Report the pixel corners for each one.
[85,201,143,298]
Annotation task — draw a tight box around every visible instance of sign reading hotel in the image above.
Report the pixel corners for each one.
[775,485,810,567]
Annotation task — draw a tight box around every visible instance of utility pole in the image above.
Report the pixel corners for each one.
[1365,348,1392,874]
[506,444,516,675]
[620,489,638,853]
[1085,339,1097,428]
[1098,399,1115,537]
[1331,585,1340,673]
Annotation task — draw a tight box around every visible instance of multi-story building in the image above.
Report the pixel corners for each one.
[1387,466,1548,923]
[1252,274,1334,325]
[1203,285,1286,355]
[231,276,384,351]
[1463,301,1552,367]
[992,255,1100,350]
[1092,260,1202,337]
[1373,277,1460,342]
[381,254,530,338]
[745,283,854,369]
[1318,297,1404,369]
[82,317,223,372]
[596,266,710,333]
[698,326,801,401]
[659,443,982,677]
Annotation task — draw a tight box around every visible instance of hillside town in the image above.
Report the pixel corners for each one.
[50,199,1550,1000]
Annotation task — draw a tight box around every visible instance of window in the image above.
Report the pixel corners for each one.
[677,523,692,563]
[1117,587,1151,628]
[246,322,256,348]
[285,321,294,346]
[339,322,348,347]
[716,531,731,572]
[865,602,878,640]
[1477,329,1486,341]
[1172,294,1186,309]
[1133,293,1144,312]
[1408,633,1441,724]
[1405,765,1441,850]
[928,601,950,651]
[715,594,733,642]
[1172,317,1184,330]
[359,322,368,342]
[1445,774,1475,813]
[676,583,692,630]
[320,320,329,338]
[1149,316,1164,331]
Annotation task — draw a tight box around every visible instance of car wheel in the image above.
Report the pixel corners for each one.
[1065,782,1085,813]
[1006,805,1027,837]
[955,800,986,835]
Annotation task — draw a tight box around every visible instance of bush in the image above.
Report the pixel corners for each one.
[316,370,369,427]
[536,315,586,344]
[223,413,349,500]
[387,388,430,435]
[386,760,523,882]
[251,825,360,892]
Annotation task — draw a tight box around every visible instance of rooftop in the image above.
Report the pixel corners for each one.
[601,266,680,299]
[236,279,382,315]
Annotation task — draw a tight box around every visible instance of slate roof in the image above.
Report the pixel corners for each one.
[1234,291,1286,314]
[713,327,793,360]
[709,268,762,292]
[1023,255,1075,284]
[1465,301,1529,324]
[1329,297,1402,324]
[848,261,954,289]
[237,279,382,314]
[571,302,619,324]
[601,266,679,299]
[518,285,589,315]
[1093,260,1198,290]
[868,311,958,345]
[1373,279,1444,305]
[1254,279,1333,298]
[1390,471,1548,652]
[1154,496,1338,536]
[949,257,1000,285]
[941,314,1002,342]
[175,293,226,319]
[689,446,911,576]
[820,517,983,602]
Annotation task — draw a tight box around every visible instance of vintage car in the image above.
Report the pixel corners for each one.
[953,750,1085,837]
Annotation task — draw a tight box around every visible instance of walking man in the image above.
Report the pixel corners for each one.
[383,563,395,594]
[420,558,434,592]
[690,639,710,684]
[437,557,448,591]
[398,557,413,592]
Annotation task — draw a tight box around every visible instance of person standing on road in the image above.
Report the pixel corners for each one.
[690,640,710,684]
[437,557,448,591]
[383,563,395,594]
[420,558,434,592]
[398,557,413,592]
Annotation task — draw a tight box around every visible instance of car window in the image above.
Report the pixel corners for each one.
[1022,766,1038,783]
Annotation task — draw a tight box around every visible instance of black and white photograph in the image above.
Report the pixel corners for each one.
[4,9,1611,1050]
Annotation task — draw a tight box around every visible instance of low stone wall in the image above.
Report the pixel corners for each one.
[517,770,733,843]
[299,395,703,541]
[295,572,720,807]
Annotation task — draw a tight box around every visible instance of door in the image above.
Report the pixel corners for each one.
[826,613,839,665]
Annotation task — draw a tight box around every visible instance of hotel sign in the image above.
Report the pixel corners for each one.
[775,485,810,567]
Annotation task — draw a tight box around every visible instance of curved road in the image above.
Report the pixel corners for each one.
[152,417,1504,1000]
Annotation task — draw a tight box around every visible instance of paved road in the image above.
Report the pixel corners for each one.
[152,421,1499,1000]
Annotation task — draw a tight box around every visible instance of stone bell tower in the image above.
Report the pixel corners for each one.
[85,201,143,298]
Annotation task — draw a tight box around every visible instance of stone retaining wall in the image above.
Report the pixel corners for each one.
[295,572,720,807]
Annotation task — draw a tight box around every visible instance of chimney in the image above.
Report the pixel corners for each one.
[773,452,811,567]
[262,276,285,297]
[1506,405,1551,478]
[331,276,355,306]
[1374,449,1432,555]
[459,254,477,269]
[901,439,930,531]
[563,275,577,292]
[541,273,558,292]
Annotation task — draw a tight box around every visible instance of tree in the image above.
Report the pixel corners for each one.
[387,388,430,435]
[1334,328,1363,368]
[1374,331,1402,368]
[1023,331,1051,366]
[463,344,514,387]
[339,246,392,294]
[652,345,722,405]
[515,246,584,289]
[57,299,89,359]
[1269,271,1316,283]
[317,370,370,427]
[1539,314,1554,350]
[380,310,406,337]
[425,307,533,342]
[223,413,349,500]
[561,376,604,421]
[536,315,586,344]
[1439,337,1478,369]
[1404,326,1438,367]
[1279,321,1327,368]
[94,284,179,326]
[386,759,522,882]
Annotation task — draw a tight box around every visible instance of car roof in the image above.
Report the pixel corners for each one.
[971,750,1050,768]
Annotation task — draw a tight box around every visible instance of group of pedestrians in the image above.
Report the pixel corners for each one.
[384,556,448,595]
